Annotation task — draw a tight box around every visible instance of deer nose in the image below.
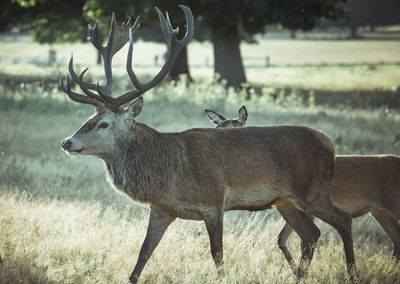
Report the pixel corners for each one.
[61,139,72,150]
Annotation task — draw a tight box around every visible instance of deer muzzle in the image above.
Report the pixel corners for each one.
[61,138,83,154]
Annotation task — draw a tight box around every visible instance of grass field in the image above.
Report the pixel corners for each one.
[1,33,400,91]
[1,31,400,283]
[1,76,400,283]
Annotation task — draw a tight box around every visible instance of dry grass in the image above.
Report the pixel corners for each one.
[1,79,400,282]
[1,194,400,284]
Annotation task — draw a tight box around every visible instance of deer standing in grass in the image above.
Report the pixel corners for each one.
[60,7,355,283]
[207,107,400,270]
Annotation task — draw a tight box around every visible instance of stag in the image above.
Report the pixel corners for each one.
[208,107,400,269]
[60,7,355,282]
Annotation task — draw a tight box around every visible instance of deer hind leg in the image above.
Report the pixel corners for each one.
[275,199,319,278]
[129,209,175,284]
[202,209,224,275]
[277,222,296,271]
[370,209,400,260]
[295,182,355,275]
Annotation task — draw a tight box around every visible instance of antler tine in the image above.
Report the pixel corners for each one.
[126,17,144,92]
[156,8,177,50]
[107,13,134,58]
[78,68,105,102]
[118,6,194,108]
[78,68,119,108]
[68,55,98,90]
[88,20,103,51]
[64,12,134,111]
[97,12,133,96]
[176,5,194,46]
[143,6,194,88]
[95,79,118,104]
[60,75,101,107]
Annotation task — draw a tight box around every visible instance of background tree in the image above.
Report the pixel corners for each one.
[348,0,400,38]
[3,0,353,89]
[84,0,349,88]
[2,0,88,43]
[187,0,347,88]
[275,0,347,35]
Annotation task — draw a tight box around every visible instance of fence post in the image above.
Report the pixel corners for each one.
[49,48,57,66]
[265,56,270,68]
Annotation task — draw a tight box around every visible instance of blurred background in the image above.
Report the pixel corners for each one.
[1,0,399,100]
[1,0,400,283]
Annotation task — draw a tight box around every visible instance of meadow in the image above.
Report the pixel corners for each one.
[1,34,400,283]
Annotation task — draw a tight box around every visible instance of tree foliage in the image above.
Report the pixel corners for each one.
[3,0,87,43]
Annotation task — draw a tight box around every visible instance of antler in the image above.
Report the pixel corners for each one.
[60,6,194,112]
[115,5,194,107]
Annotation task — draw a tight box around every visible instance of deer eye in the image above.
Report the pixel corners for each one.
[98,122,109,129]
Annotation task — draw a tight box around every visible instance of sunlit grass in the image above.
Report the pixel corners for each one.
[1,35,399,91]
[248,64,400,91]
[1,194,400,283]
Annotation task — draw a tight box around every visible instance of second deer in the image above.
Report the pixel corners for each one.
[207,106,400,271]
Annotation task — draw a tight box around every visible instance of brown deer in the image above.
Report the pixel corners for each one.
[60,7,355,283]
[205,105,248,128]
[278,155,400,270]
[208,107,400,270]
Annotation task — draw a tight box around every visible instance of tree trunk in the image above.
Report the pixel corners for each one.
[169,46,191,82]
[350,24,358,38]
[369,25,375,32]
[97,49,102,65]
[212,25,246,89]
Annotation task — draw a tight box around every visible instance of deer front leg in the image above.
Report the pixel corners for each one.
[203,210,224,272]
[129,208,175,284]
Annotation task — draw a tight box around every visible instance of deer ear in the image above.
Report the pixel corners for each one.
[238,105,248,123]
[127,97,144,118]
[205,109,227,126]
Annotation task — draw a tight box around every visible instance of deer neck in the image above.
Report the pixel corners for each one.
[104,123,176,204]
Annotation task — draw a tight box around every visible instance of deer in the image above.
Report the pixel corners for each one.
[59,6,356,283]
[205,105,248,128]
[207,107,400,271]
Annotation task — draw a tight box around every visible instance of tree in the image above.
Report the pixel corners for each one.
[348,0,400,38]
[275,0,347,32]
[2,0,88,43]
[187,0,347,88]
[4,0,349,89]
[0,1,25,32]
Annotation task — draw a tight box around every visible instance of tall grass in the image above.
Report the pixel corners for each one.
[1,78,400,283]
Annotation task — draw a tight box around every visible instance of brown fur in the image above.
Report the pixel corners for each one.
[203,108,358,277]
[279,155,400,267]
[62,103,356,282]
[212,107,399,270]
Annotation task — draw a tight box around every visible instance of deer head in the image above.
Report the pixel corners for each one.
[60,6,193,157]
[205,105,247,128]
